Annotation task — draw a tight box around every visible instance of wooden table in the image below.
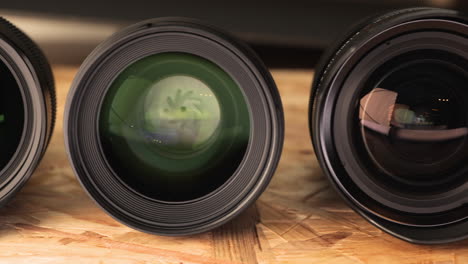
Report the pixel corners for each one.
[0,66,466,264]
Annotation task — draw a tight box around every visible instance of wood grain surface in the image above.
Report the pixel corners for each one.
[0,66,466,264]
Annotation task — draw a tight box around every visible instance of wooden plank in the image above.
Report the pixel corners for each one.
[0,66,466,263]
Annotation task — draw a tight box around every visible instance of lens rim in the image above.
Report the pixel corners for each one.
[310,8,468,244]
[0,22,54,207]
[65,18,284,235]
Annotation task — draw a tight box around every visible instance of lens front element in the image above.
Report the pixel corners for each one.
[358,54,468,191]
[100,52,251,202]
[0,59,24,170]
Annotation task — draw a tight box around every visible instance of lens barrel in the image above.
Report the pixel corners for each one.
[0,17,55,207]
[309,8,468,244]
[65,18,284,235]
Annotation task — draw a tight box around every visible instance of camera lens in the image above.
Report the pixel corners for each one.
[0,17,55,206]
[310,8,468,244]
[65,18,283,235]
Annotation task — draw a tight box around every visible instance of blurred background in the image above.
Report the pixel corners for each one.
[2,0,467,68]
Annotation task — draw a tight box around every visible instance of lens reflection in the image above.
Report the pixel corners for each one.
[142,75,221,156]
[358,58,468,188]
[100,53,251,201]
[0,59,24,170]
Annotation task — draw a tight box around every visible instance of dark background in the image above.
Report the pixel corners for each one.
[3,0,467,67]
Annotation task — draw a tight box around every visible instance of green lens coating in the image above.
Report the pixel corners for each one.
[0,59,24,171]
[99,53,251,202]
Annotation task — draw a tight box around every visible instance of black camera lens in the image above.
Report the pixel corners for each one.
[0,17,55,207]
[65,18,283,235]
[309,8,468,244]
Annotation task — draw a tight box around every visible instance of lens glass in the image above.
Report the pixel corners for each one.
[99,53,251,201]
[357,51,468,190]
[0,59,24,171]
